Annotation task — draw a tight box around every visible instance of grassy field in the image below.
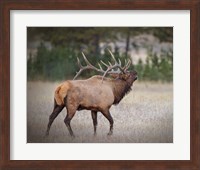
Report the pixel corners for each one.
[27,81,173,143]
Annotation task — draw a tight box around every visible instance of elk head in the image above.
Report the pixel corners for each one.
[110,70,138,84]
[73,49,137,82]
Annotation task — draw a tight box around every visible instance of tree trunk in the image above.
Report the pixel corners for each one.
[125,29,130,57]
[94,34,100,56]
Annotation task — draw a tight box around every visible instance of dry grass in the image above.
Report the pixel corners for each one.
[27,81,173,143]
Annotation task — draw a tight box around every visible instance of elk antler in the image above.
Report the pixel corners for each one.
[73,49,132,81]
[123,59,131,71]
[73,52,105,80]
[100,49,125,82]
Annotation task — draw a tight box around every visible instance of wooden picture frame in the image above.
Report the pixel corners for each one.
[0,0,199,169]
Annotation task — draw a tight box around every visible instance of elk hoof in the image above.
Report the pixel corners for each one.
[107,132,113,136]
[71,134,75,138]
[45,132,49,137]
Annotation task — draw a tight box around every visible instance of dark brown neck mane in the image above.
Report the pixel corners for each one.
[111,79,132,105]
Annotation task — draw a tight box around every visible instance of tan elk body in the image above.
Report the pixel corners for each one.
[46,50,137,137]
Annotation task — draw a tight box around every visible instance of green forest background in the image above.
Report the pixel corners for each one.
[27,27,173,82]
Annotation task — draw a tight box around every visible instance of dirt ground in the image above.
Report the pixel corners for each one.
[27,81,173,143]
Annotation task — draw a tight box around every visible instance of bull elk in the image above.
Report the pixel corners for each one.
[46,49,137,137]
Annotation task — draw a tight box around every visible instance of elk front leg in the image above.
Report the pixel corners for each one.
[91,111,98,135]
[101,109,114,136]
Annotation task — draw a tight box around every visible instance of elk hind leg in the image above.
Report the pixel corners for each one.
[46,103,64,136]
[101,109,114,136]
[91,111,98,135]
[64,108,76,137]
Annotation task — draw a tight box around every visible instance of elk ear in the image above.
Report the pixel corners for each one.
[109,73,119,79]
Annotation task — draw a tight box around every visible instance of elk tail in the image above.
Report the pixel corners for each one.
[54,83,71,106]
[54,86,63,106]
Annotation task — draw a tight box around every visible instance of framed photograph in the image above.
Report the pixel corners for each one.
[0,0,199,170]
